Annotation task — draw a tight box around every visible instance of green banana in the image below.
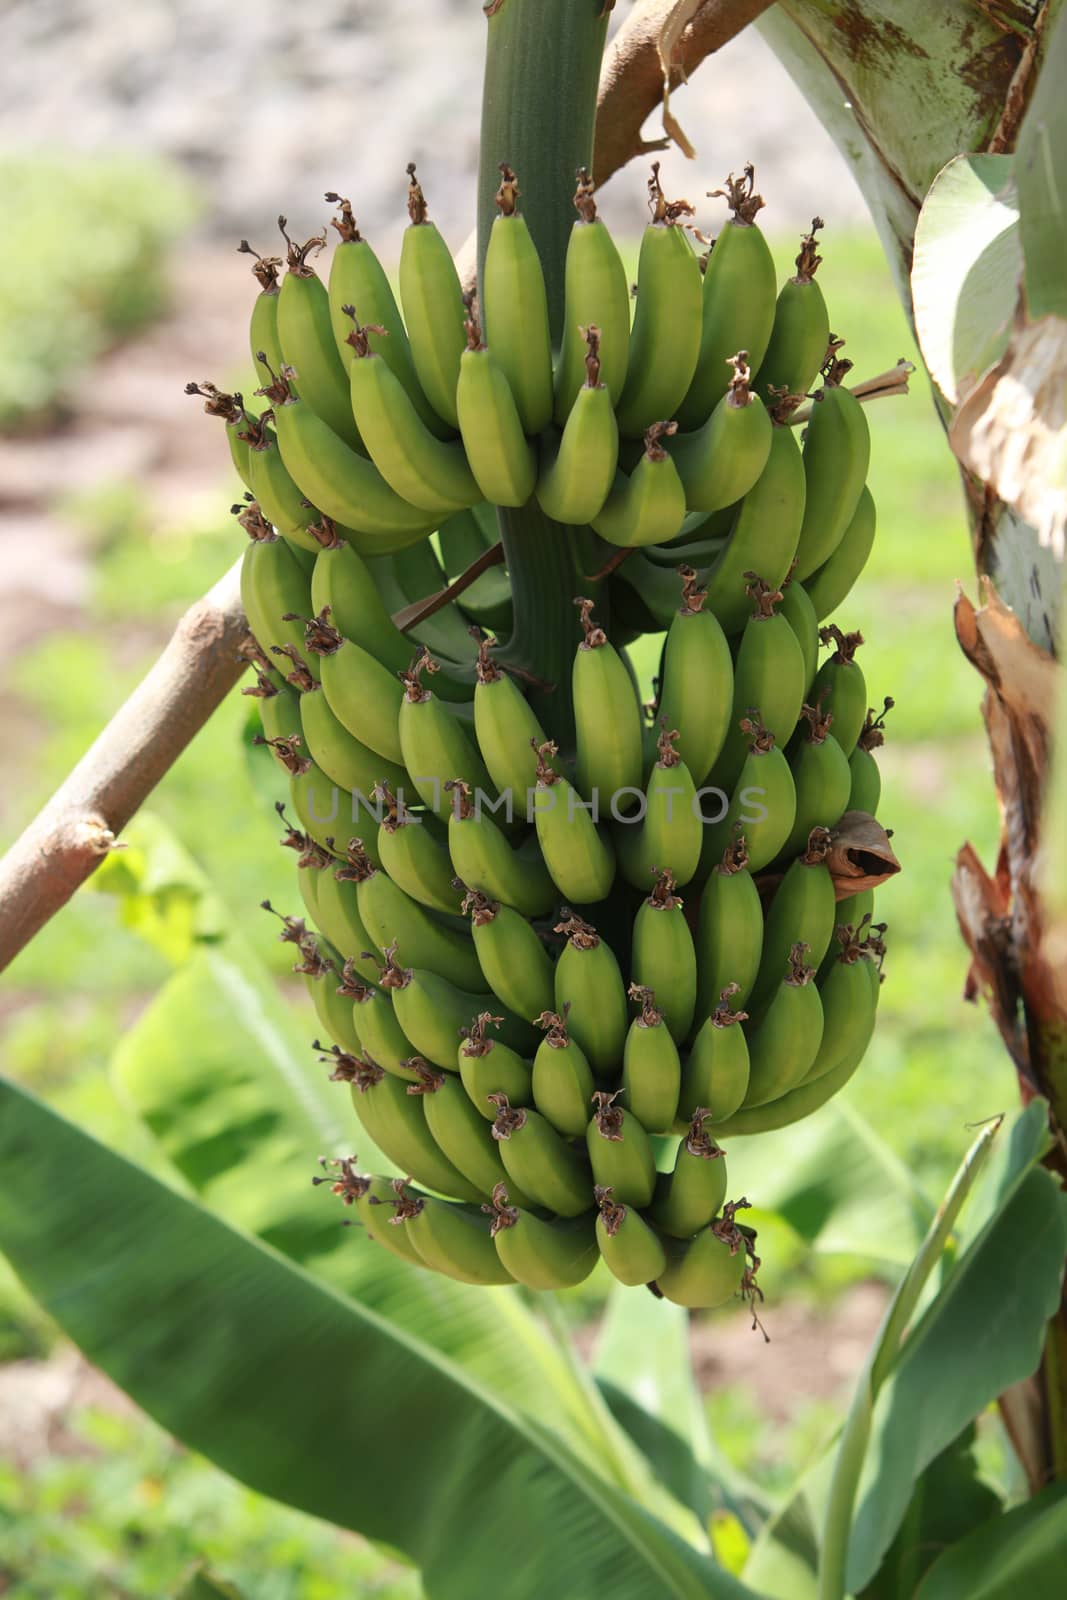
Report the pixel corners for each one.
[486,1185,598,1290]
[382,959,494,1070]
[848,698,892,814]
[755,219,831,403]
[461,890,555,1020]
[299,683,406,800]
[536,325,619,525]
[614,163,702,439]
[621,986,681,1135]
[742,944,823,1107]
[399,651,495,823]
[409,1060,534,1209]
[239,515,321,673]
[700,714,797,874]
[803,924,877,1087]
[256,669,303,746]
[812,625,868,756]
[701,421,807,635]
[275,220,362,449]
[342,840,484,991]
[374,782,463,915]
[339,1050,483,1201]
[531,740,616,905]
[594,1185,667,1287]
[186,382,254,491]
[398,164,467,430]
[455,299,537,506]
[591,422,687,549]
[274,802,333,925]
[805,485,876,622]
[709,573,806,792]
[482,164,554,435]
[237,241,285,379]
[680,987,750,1124]
[656,567,733,783]
[778,574,819,695]
[245,414,323,553]
[311,862,381,979]
[655,1210,749,1309]
[711,1018,873,1137]
[780,700,853,860]
[305,945,363,1056]
[447,782,556,916]
[616,729,702,891]
[489,1096,592,1218]
[371,538,482,668]
[290,758,365,858]
[348,973,421,1079]
[573,597,644,802]
[555,169,630,418]
[531,1005,596,1138]
[748,828,836,1022]
[668,354,772,512]
[298,607,404,763]
[649,1109,728,1238]
[312,1162,426,1267]
[458,1012,534,1122]
[390,1182,516,1285]
[343,311,479,513]
[694,828,764,1021]
[586,1090,657,1209]
[553,913,629,1078]
[677,167,777,428]
[472,638,548,801]
[629,869,697,1045]
[793,343,871,580]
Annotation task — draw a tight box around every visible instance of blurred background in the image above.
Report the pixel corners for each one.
[0,3,1007,1595]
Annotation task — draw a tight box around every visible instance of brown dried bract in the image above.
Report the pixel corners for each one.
[827,811,901,900]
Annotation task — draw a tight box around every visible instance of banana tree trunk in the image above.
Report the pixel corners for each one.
[760,0,1066,1485]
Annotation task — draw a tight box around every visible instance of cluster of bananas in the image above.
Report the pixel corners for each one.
[194,159,896,1308]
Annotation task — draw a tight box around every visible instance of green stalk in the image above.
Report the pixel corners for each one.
[477,0,609,745]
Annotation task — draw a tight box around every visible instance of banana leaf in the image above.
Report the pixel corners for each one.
[913,1478,1067,1599]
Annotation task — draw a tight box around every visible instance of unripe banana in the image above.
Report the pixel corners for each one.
[390,1181,516,1285]
[256,670,303,746]
[591,423,687,549]
[408,1058,536,1209]
[461,890,555,1023]
[244,413,324,553]
[748,829,836,1023]
[447,782,556,917]
[297,607,404,763]
[348,970,420,1078]
[311,543,414,678]
[848,698,892,815]
[398,165,467,431]
[805,485,876,622]
[780,700,853,861]
[630,871,697,1044]
[555,169,630,419]
[536,326,619,525]
[803,924,877,1087]
[531,740,616,905]
[455,300,537,506]
[237,242,285,380]
[680,986,750,1124]
[296,934,363,1056]
[334,1048,483,1201]
[486,1184,599,1290]
[709,574,806,793]
[655,1208,749,1309]
[312,1162,426,1267]
[594,1185,667,1287]
[299,683,406,800]
[274,802,333,925]
[374,783,462,915]
[793,342,871,580]
[812,625,868,756]
[275,219,362,449]
[711,1019,872,1137]
[382,958,492,1070]
[290,758,364,859]
[700,714,797,875]
[668,354,772,512]
[614,163,702,439]
[310,860,381,978]
[399,650,495,823]
[239,519,321,673]
[458,1012,534,1122]
[342,311,480,514]
[186,382,255,492]
[650,1109,728,1239]
[553,912,629,1078]
[573,597,644,802]
[677,167,777,428]
[694,828,764,1021]
[472,637,548,801]
[621,986,681,1135]
[656,567,733,782]
[702,419,807,635]
[342,840,484,991]
[778,574,819,696]
[742,944,823,1107]
[324,193,449,438]
[586,1090,657,1209]
[376,537,482,666]
[482,164,554,435]
[755,219,831,403]
[817,890,876,984]
[616,729,702,891]
[489,1096,592,1217]
[531,1005,596,1138]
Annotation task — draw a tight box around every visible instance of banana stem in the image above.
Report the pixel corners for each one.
[478,0,609,745]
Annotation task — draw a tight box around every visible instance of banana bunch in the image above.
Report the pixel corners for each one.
[195,157,900,1310]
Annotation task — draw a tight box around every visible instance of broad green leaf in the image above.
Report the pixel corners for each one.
[911,153,1020,402]
[175,1566,246,1600]
[111,946,642,1491]
[1015,5,1067,319]
[0,1077,757,1600]
[914,1478,1067,1599]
